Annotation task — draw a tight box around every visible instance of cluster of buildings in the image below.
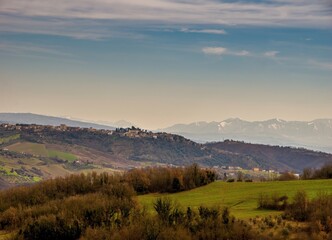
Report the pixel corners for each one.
[212,165,279,173]
[0,123,81,132]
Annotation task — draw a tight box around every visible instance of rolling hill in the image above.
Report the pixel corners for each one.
[208,140,332,172]
[138,179,332,219]
[1,123,332,188]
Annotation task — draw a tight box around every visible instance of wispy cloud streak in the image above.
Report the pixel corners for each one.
[264,51,279,57]
[202,47,251,57]
[181,28,227,35]
[202,47,227,55]
[0,41,72,57]
[0,0,331,39]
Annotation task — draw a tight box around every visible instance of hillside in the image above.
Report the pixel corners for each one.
[1,171,332,240]
[161,118,332,153]
[208,140,332,171]
[138,179,332,219]
[1,123,332,188]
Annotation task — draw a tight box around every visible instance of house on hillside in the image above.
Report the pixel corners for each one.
[125,129,140,138]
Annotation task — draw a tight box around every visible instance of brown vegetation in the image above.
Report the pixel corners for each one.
[302,163,332,180]
[257,190,332,239]
[0,165,228,240]
[124,163,216,194]
[1,163,332,239]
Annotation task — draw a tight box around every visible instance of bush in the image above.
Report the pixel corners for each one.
[313,164,332,179]
[278,172,297,181]
[19,215,82,240]
[257,193,288,210]
[286,190,309,221]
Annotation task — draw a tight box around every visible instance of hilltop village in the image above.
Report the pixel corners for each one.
[0,123,180,141]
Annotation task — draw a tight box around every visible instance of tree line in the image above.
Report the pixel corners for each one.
[0,165,224,240]
[302,163,332,180]
[124,163,216,194]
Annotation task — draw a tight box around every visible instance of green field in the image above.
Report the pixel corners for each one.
[138,179,332,219]
[0,134,20,145]
[7,142,77,162]
[48,149,77,162]
[7,142,48,156]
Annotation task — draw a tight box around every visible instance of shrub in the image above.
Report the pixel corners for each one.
[278,172,297,181]
[19,214,82,240]
[286,190,310,221]
[257,193,288,210]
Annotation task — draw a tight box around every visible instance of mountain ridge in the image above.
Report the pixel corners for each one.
[0,113,115,130]
[160,118,332,153]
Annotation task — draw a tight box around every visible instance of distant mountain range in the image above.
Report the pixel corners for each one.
[1,113,331,154]
[0,113,115,130]
[160,118,332,153]
[59,117,135,128]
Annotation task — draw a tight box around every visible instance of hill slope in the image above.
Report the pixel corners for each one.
[1,124,332,188]
[138,179,332,219]
[208,140,332,171]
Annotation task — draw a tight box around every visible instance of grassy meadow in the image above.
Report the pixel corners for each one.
[0,134,20,145]
[138,179,332,219]
[7,142,77,162]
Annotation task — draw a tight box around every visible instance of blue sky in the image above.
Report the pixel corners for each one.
[0,0,332,129]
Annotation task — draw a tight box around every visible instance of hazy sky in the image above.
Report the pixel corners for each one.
[1,0,332,129]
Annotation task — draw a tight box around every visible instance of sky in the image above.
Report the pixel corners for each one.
[0,0,332,129]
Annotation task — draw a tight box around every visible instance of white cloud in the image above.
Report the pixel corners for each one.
[201,48,286,59]
[202,47,227,55]
[264,51,279,57]
[181,28,227,35]
[0,0,331,39]
[202,48,252,57]
[234,50,250,56]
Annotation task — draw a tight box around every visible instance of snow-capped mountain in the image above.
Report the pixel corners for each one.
[161,118,332,153]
